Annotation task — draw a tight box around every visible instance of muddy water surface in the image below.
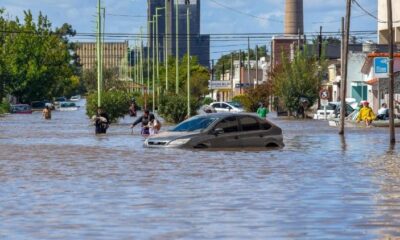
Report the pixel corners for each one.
[1,102,400,239]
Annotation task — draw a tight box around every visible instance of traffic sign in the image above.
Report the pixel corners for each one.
[374,57,389,78]
[319,89,329,100]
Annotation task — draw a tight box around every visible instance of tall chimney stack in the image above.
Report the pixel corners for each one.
[284,0,304,35]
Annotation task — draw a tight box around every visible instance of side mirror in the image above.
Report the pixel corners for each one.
[213,128,224,136]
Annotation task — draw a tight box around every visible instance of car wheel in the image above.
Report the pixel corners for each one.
[265,142,279,148]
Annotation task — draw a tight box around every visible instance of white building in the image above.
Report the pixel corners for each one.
[210,57,270,101]
[378,0,400,44]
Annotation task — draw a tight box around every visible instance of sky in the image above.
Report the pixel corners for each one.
[1,0,378,60]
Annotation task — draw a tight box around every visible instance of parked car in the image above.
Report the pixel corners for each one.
[70,95,81,102]
[56,102,79,111]
[314,102,354,119]
[54,97,67,108]
[10,104,32,114]
[209,102,244,113]
[31,101,54,111]
[144,113,284,149]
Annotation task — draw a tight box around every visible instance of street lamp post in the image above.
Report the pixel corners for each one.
[148,20,154,103]
[96,0,102,107]
[165,0,169,92]
[155,7,165,109]
[152,15,157,112]
[186,5,191,118]
[175,0,179,94]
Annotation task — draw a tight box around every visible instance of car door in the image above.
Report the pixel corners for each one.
[208,116,241,148]
[211,103,223,112]
[238,116,265,147]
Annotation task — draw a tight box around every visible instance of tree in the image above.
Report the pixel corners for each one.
[233,82,273,112]
[272,46,326,116]
[159,54,209,98]
[0,9,80,103]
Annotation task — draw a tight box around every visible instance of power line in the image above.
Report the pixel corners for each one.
[208,0,283,23]
[352,0,400,24]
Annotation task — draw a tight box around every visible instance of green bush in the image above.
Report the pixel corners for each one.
[86,90,133,122]
[136,93,153,111]
[0,100,10,114]
[158,94,200,123]
[201,97,214,106]
[232,95,253,112]
[232,83,272,112]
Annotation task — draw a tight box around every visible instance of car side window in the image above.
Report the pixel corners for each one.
[211,103,220,108]
[240,116,260,131]
[221,103,230,109]
[214,116,239,133]
[260,120,272,130]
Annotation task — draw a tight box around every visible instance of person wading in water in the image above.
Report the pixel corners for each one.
[92,108,110,134]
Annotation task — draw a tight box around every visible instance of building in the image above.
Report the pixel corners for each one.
[378,0,400,44]
[209,58,270,102]
[75,41,129,70]
[271,0,304,68]
[361,52,400,112]
[147,0,210,67]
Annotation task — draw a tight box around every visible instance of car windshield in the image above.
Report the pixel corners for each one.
[171,116,219,132]
[228,102,242,108]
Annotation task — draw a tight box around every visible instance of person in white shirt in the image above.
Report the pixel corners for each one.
[377,103,389,120]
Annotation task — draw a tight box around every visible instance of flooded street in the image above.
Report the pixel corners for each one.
[1,101,400,239]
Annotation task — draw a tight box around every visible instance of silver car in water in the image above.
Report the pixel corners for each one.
[144,113,284,149]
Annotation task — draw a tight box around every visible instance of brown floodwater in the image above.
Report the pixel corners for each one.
[1,100,400,239]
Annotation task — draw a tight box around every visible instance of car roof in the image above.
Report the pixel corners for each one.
[197,112,259,118]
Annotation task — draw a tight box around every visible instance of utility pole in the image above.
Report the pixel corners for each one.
[211,60,214,81]
[239,50,242,94]
[255,45,258,88]
[339,1,351,135]
[148,20,154,100]
[230,52,234,100]
[247,37,251,89]
[186,5,191,118]
[165,0,169,92]
[175,0,179,94]
[101,8,105,96]
[318,26,323,60]
[128,47,132,92]
[140,28,144,94]
[387,0,396,144]
[152,16,156,112]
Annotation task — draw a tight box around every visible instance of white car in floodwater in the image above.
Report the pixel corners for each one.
[56,102,79,111]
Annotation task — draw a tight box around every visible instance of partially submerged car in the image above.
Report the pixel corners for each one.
[144,113,284,149]
[10,104,32,114]
[56,102,79,111]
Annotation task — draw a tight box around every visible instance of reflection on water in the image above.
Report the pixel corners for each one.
[1,104,400,239]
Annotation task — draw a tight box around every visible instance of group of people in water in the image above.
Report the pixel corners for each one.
[355,100,399,127]
[92,99,161,136]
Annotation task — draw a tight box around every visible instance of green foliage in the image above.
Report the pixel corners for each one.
[233,83,273,112]
[158,94,200,123]
[158,55,210,98]
[81,67,132,94]
[232,95,253,112]
[272,46,326,115]
[0,100,10,114]
[201,97,213,105]
[0,9,80,103]
[86,90,133,122]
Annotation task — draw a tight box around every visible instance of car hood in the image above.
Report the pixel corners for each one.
[148,131,200,141]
